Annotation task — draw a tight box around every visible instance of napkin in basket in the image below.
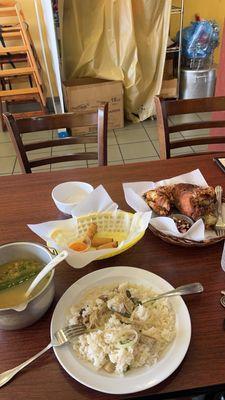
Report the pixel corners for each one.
[28,185,151,268]
[123,169,216,241]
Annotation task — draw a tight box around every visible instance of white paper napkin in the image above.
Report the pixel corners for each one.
[28,185,151,268]
[123,169,212,241]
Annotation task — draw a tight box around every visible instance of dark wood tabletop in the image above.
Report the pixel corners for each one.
[1,154,225,400]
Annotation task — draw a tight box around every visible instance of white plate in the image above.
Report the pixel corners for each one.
[50,266,191,394]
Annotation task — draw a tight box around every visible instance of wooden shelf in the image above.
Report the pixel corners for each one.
[171,5,182,14]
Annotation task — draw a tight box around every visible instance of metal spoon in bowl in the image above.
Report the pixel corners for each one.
[115,282,204,318]
[13,250,68,312]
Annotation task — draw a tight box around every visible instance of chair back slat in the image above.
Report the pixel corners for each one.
[170,136,225,149]
[24,136,98,152]
[165,96,225,115]
[29,153,98,168]
[169,120,225,134]
[3,104,108,173]
[154,96,225,159]
[15,111,98,133]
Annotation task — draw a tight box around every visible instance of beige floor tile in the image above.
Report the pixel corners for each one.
[88,145,123,165]
[141,119,157,128]
[191,144,209,153]
[167,118,174,127]
[22,131,53,143]
[88,144,122,163]
[85,131,117,148]
[26,148,52,157]
[124,156,159,164]
[142,125,159,140]
[120,141,158,159]
[171,146,194,156]
[115,128,149,144]
[87,162,99,168]
[108,160,124,165]
[0,156,16,174]
[144,124,183,141]
[13,159,50,173]
[181,129,210,138]
[152,140,194,156]
[87,160,124,167]
[13,159,23,173]
[33,166,51,173]
[0,142,16,157]
[52,144,85,154]
[197,112,212,121]
[107,145,123,162]
[114,121,143,132]
[0,131,10,143]
[169,113,201,125]
[51,160,87,170]
[107,131,117,145]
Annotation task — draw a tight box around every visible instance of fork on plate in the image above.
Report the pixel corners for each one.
[0,323,86,388]
[215,185,225,236]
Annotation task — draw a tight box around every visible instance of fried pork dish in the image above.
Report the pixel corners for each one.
[143,183,217,228]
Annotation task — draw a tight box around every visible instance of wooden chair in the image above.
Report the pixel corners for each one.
[154,96,225,159]
[3,103,108,173]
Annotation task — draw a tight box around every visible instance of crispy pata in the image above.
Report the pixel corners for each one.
[143,183,217,228]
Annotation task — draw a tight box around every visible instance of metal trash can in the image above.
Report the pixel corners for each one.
[179,67,216,99]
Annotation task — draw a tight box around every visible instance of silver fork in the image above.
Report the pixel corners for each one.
[215,185,225,236]
[0,324,86,388]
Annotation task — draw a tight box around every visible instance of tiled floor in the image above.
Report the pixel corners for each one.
[0,112,210,176]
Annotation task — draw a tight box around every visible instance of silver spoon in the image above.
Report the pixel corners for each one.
[12,250,68,312]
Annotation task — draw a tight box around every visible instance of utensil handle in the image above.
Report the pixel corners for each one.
[0,342,52,388]
[25,250,68,297]
[215,185,223,216]
[143,282,204,304]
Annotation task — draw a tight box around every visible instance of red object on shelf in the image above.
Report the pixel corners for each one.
[195,14,201,22]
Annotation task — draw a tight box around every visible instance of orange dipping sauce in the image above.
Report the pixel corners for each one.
[69,241,89,252]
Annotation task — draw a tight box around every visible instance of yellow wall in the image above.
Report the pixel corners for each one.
[171,0,225,63]
[20,0,58,96]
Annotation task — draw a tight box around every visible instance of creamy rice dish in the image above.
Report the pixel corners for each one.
[67,282,176,375]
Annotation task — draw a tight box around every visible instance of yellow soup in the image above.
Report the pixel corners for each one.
[0,259,50,309]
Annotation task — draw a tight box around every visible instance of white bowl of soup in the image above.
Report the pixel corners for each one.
[0,242,55,330]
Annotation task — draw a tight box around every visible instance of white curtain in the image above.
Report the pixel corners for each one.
[59,0,171,121]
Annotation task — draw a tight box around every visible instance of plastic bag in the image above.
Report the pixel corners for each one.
[178,20,219,60]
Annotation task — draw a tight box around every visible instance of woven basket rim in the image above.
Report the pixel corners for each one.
[149,224,225,247]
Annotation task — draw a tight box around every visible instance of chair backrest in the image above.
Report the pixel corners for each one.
[3,103,108,173]
[154,96,225,159]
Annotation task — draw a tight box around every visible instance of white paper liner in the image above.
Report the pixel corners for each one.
[123,169,219,241]
[28,185,151,268]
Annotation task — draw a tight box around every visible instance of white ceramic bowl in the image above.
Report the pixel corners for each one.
[52,181,94,215]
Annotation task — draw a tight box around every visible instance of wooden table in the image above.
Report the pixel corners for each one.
[1,154,225,400]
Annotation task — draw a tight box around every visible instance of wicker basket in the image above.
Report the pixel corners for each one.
[149,224,225,247]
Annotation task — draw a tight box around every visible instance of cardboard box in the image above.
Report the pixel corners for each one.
[63,78,124,133]
[163,59,174,80]
[160,78,177,98]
